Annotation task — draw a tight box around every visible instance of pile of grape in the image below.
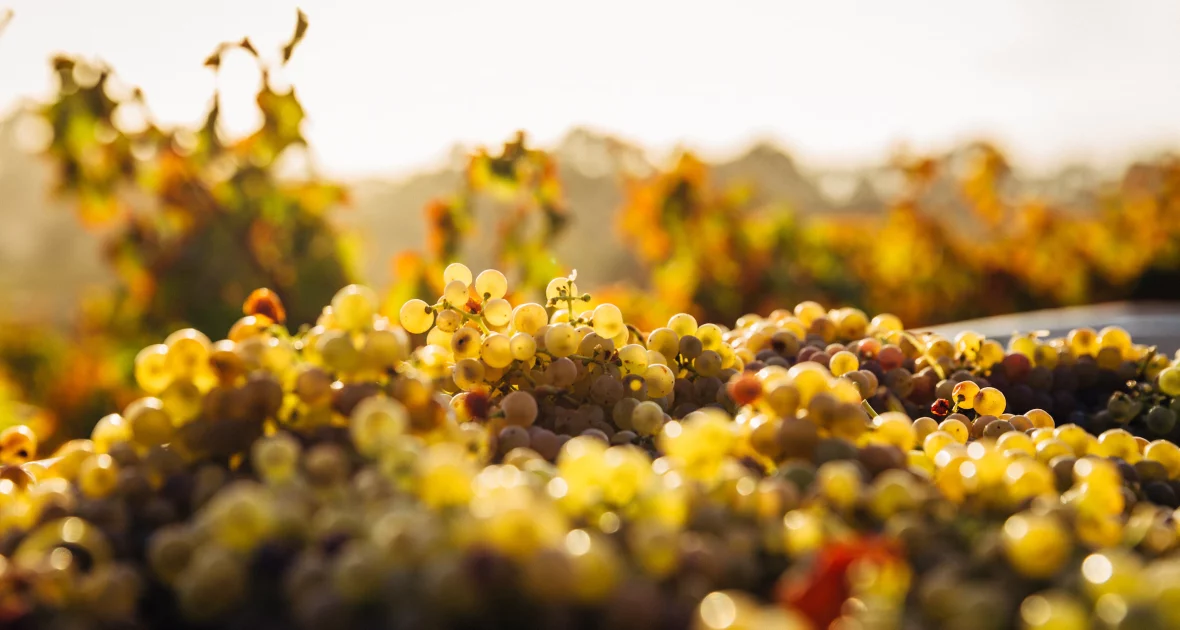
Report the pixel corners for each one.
[2,264,1180,630]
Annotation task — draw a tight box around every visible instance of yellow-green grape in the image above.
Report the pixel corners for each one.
[1009,334,1038,358]
[977,339,1005,368]
[331,284,378,331]
[251,432,302,484]
[501,391,539,427]
[1145,440,1180,478]
[817,460,863,510]
[1019,591,1089,630]
[829,350,859,376]
[618,344,649,376]
[1157,366,1180,397]
[545,323,578,358]
[791,301,823,326]
[483,298,513,328]
[160,380,202,426]
[77,454,119,499]
[610,326,630,348]
[645,364,675,399]
[443,280,470,307]
[1098,325,1132,357]
[647,328,680,363]
[668,313,698,337]
[125,397,174,448]
[1080,549,1143,601]
[974,387,1006,416]
[91,414,131,453]
[201,482,276,552]
[938,418,969,443]
[475,269,509,300]
[545,277,579,302]
[997,431,1035,456]
[647,350,669,366]
[350,396,409,458]
[146,525,195,584]
[1094,428,1140,461]
[510,332,537,362]
[418,442,476,508]
[451,327,482,360]
[416,344,451,379]
[550,309,572,324]
[512,303,549,335]
[443,262,473,286]
[873,412,917,451]
[453,358,486,391]
[399,299,435,334]
[952,381,980,409]
[836,308,869,339]
[1002,512,1070,578]
[1026,408,1055,430]
[696,324,724,351]
[426,326,453,350]
[631,401,665,437]
[317,330,361,373]
[0,425,38,464]
[363,325,410,368]
[1067,327,1098,356]
[135,344,172,395]
[694,350,722,377]
[1054,424,1092,455]
[869,312,903,335]
[435,309,462,333]
[923,430,956,456]
[954,330,984,357]
[592,303,625,340]
[480,333,514,369]
[164,328,211,381]
[14,517,114,570]
[868,469,920,519]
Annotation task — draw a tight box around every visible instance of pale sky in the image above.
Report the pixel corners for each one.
[1,0,1178,178]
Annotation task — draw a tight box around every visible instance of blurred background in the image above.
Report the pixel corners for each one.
[1,0,1179,442]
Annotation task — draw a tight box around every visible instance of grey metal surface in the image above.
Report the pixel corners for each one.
[916,302,1180,355]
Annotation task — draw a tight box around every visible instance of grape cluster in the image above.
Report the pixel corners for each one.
[2,268,1180,629]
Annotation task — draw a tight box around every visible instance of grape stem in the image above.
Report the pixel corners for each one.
[861,399,879,418]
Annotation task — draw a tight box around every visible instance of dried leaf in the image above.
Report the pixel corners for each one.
[281,9,309,63]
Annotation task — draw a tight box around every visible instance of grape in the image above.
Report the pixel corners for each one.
[90,414,131,454]
[590,303,624,340]
[125,398,174,448]
[667,313,698,337]
[480,333,514,369]
[331,284,379,331]
[399,299,435,334]
[453,358,486,391]
[631,401,665,437]
[829,350,859,376]
[435,309,462,333]
[547,357,577,388]
[135,344,172,394]
[974,387,1007,416]
[510,332,537,362]
[618,344,649,376]
[545,323,578,358]
[644,364,675,399]
[501,391,539,427]
[1158,366,1180,397]
[317,330,361,373]
[545,277,579,302]
[443,262,473,286]
[482,298,513,328]
[443,280,470,307]
[473,269,508,301]
[646,328,679,362]
[512,303,549,335]
[694,350,722,377]
[869,313,903,334]
[251,432,302,484]
[165,329,212,380]
[77,454,119,499]
[451,327,482,359]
